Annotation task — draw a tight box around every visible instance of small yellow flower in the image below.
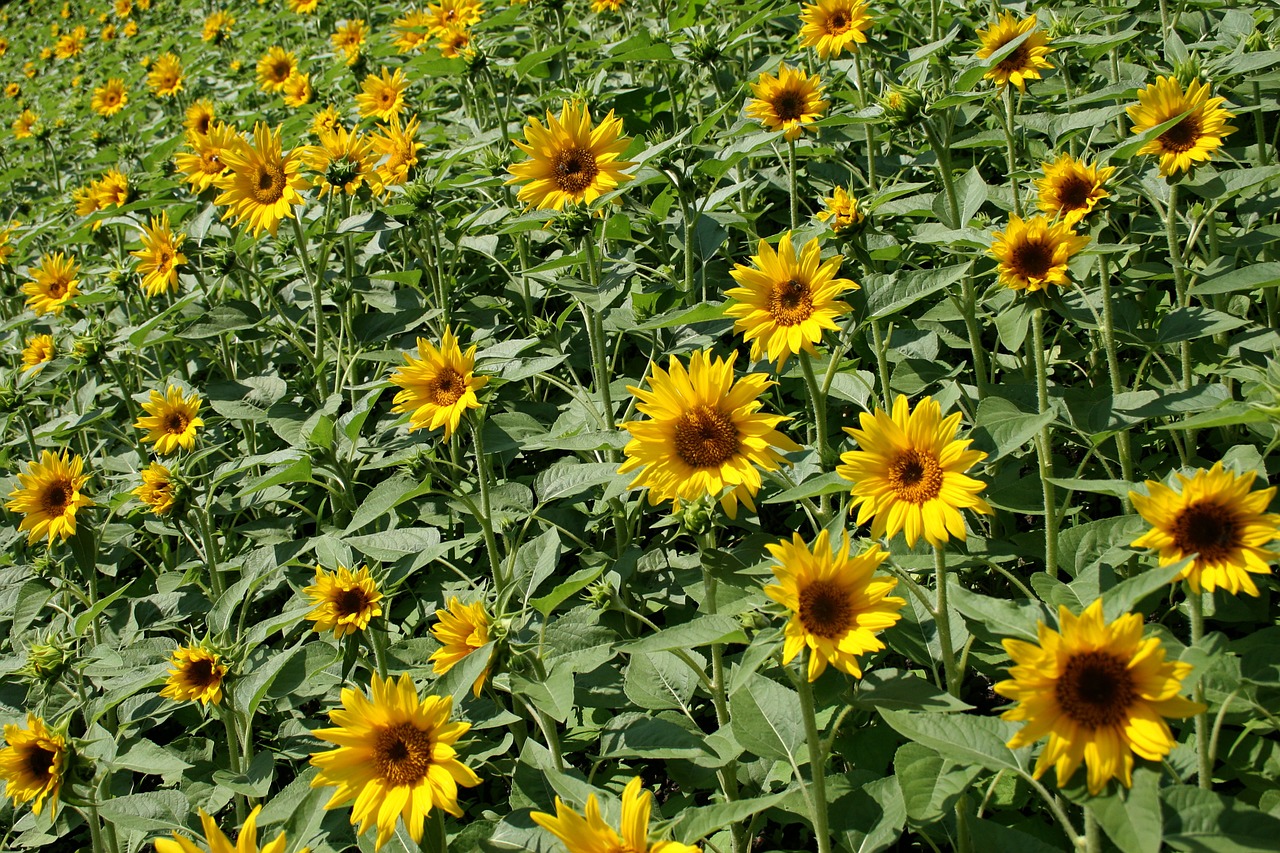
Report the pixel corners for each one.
[201,10,235,43]
[424,0,482,36]
[13,109,38,139]
[214,122,311,237]
[6,451,93,544]
[389,327,488,440]
[155,807,301,853]
[282,71,313,108]
[132,462,176,516]
[256,46,297,93]
[22,253,80,316]
[1126,76,1237,177]
[368,115,423,194]
[429,597,492,696]
[175,122,237,194]
[147,52,184,98]
[130,212,187,298]
[160,646,227,705]
[184,98,215,136]
[816,185,865,233]
[437,25,473,59]
[989,214,1090,294]
[798,0,872,59]
[307,126,375,197]
[303,565,384,638]
[592,0,623,11]
[20,334,55,372]
[506,101,635,211]
[331,18,367,65]
[392,10,432,53]
[1035,154,1115,227]
[135,385,205,455]
[0,715,66,818]
[91,78,127,117]
[355,67,409,122]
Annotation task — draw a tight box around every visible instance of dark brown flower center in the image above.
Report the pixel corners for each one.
[185,657,218,688]
[25,744,56,779]
[270,59,292,81]
[773,90,805,122]
[43,480,72,514]
[334,587,369,618]
[1172,501,1239,563]
[888,448,943,504]
[798,579,854,638]
[1056,176,1093,210]
[674,405,740,469]
[827,11,850,33]
[374,722,434,786]
[996,43,1031,76]
[194,115,210,135]
[165,412,190,434]
[253,164,286,203]
[1011,238,1054,281]
[48,279,67,298]
[769,278,814,326]
[552,147,599,195]
[1159,114,1203,153]
[428,368,466,407]
[1055,650,1136,730]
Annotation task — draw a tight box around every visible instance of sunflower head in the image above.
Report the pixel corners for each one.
[506,101,636,211]
[816,185,866,234]
[213,121,311,237]
[1126,76,1237,177]
[430,597,492,696]
[184,99,215,136]
[147,52,184,98]
[22,252,81,316]
[5,450,94,544]
[135,385,205,455]
[0,714,66,818]
[307,126,375,197]
[304,564,385,638]
[91,78,128,117]
[975,12,1054,92]
[154,806,302,853]
[356,67,409,121]
[532,776,701,853]
[798,0,872,59]
[131,212,188,298]
[989,214,1090,294]
[175,122,238,194]
[369,114,424,194]
[257,46,298,92]
[745,63,828,141]
[132,462,180,516]
[389,327,488,440]
[20,334,56,372]
[159,645,227,705]
[282,72,313,108]
[1035,154,1116,227]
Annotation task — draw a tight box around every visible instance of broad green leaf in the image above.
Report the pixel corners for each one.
[863,262,971,319]
[764,471,849,504]
[671,794,790,844]
[895,742,983,825]
[879,709,1027,773]
[531,564,606,617]
[98,790,189,833]
[851,668,972,712]
[599,712,716,761]
[1086,767,1163,853]
[113,740,192,784]
[1162,784,1280,852]
[623,650,701,711]
[730,673,804,763]
[622,614,747,654]
[1101,561,1188,619]
[533,462,623,504]
[1193,261,1280,295]
[343,475,428,534]
[969,396,1054,463]
[212,750,275,798]
[948,584,1048,644]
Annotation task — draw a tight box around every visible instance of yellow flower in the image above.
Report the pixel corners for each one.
[282,71,313,108]
[392,10,432,53]
[437,26,473,59]
[214,122,311,237]
[816,185,865,233]
[532,776,701,853]
[996,599,1204,795]
[989,214,1089,294]
[135,385,205,455]
[1129,462,1280,597]
[256,46,298,93]
[132,462,176,516]
[506,101,635,210]
[147,52,184,98]
[115,0,133,17]
[429,597,491,697]
[287,0,322,12]
[13,109,38,139]
[592,0,623,11]
[155,806,302,853]
[307,126,374,197]
[176,122,237,194]
[4,82,19,99]
[798,0,872,59]
[369,115,423,194]
[53,28,86,59]
[975,12,1053,92]
[304,565,384,638]
[0,715,66,818]
[619,350,801,519]
[1126,76,1237,177]
[20,334,55,372]
[91,78,127,117]
[101,24,117,40]
[201,10,235,43]
[122,19,138,37]
[332,18,368,65]
[836,395,991,547]
[0,220,16,265]
[726,232,857,369]
[309,673,482,850]
[93,168,131,210]
[764,531,904,681]
[312,105,344,138]
[1034,154,1115,227]
[5,450,94,544]
[22,252,80,316]
[356,67,409,122]
[389,327,488,440]
[184,98,215,136]
[424,0,483,36]
[160,646,227,705]
[130,212,187,298]
[745,63,828,141]
[74,185,101,218]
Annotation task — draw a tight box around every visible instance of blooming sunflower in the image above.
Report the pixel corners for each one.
[592,0,624,11]
[22,252,80,316]
[256,47,298,93]
[1126,76,1237,177]
[147,52,184,98]
[93,168,131,210]
[135,385,205,455]
[175,122,237,194]
[5,450,93,544]
[430,597,492,697]
[837,395,991,547]
[725,232,857,369]
[20,335,55,373]
[91,78,127,117]
[309,673,482,850]
[1035,154,1116,228]
[369,115,423,194]
[532,776,701,853]
[989,214,1090,294]
[13,109,38,140]
[437,26,473,60]
[506,101,635,211]
[332,19,368,65]
[155,806,301,853]
[131,212,187,298]
[307,126,374,197]
[4,82,19,99]
[1129,462,1280,597]
[389,327,488,440]
[201,10,235,43]
[996,599,1204,795]
[798,0,872,59]
[392,11,432,53]
[304,565,384,638]
[746,63,829,141]
[74,185,101,218]
[214,121,311,237]
[312,105,345,138]
[184,98,215,136]
[132,462,176,516]
[0,715,65,818]
[287,0,321,12]
[160,646,227,705]
[282,72,313,108]
[425,0,483,36]
[356,68,410,122]
[975,12,1053,92]
[619,350,801,518]
[0,221,17,266]
[816,185,865,234]
[764,531,905,681]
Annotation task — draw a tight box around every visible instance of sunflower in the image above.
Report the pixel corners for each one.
[0,715,65,818]
[175,122,237,194]
[184,98,215,136]
[799,0,872,59]
[1126,76,1237,177]
[135,385,205,455]
[256,46,298,93]
[102,24,118,41]
[389,327,488,440]
[356,68,410,122]
[307,126,374,198]
[74,185,101,218]
[369,115,423,194]
[438,26,474,60]
[392,11,432,53]
[282,72,313,108]
[5,450,93,544]
[131,212,187,298]
[147,52,184,98]
[214,122,311,237]
[996,599,1203,795]
[304,565,384,638]
[1035,154,1116,227]
[619,350,802,518]
[0,221,17,266]
[21,334,55,372]
[93,168,131,210]
[425,0,483,36]
[745,63,829,141]
[287,0,321,11]
[1129,462,1280,597]
[22,252,80,316]
[91,78,127,117]
[816,185,865,233]
[4,82,19,99]
[592,0,624,11]
[132,462,176,516]
[836,395,991,547]
[532,776,701,853]
[12,109,38,140]
[332,19,368,65]
[155,806,301,853]
[312,105,345,138]
[989,214,1090,294]
[160,646,227,705]
[975,12,1053,92]
[430,597,492,697]
[726,232,857,369]
[309,673,482,850]
[506,101,635,211]
[201,10,235,43]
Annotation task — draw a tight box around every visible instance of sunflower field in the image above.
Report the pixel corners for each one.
[3,0,1280,850]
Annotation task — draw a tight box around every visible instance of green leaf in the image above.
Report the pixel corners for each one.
[764,471,849,504]
[530,565,606,617]
[1193,261,1280,295]
[234,643,306,722]
[1162,784,1280,852]
[212,750,275,798]
[622,614,747,654]
[74,583,132,636]
[895,742,983,825]
[98,790,190,833]
[1156,307,1250,344]
[599,712,716,761]
[948,584,1048,643]
[1102,561,1188,620]
[1087,767,1163,853]
[624,650,700,711]
[634,300,728,330]
[533,462,624,504]
[730,673,804,763]
[343,475,428,534]
[1104,106,1197,162]
[863,262,972,320]
[851,668,973,712]
[671,794,790,844]
[434,642,494,703]
[969,396,1054,464]
[968,818,1067,853]
[879,709,1027,773]
[113,740,192,785]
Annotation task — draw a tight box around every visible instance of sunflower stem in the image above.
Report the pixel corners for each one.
[1162,182,1197,453]
[1096,252,1135,495]
[84,800,108,853]
[869,317,893,408]
[219,703,248,824]
[932,546,961,697]
[699,533,746,853]
[787,137,799,232]
[791,655,833,853]
[1253,82,1270,166]
[468,416,507,593]
[288,215,324,367]
[1002,86,1024,217]
[852,52,876,191]
[580,230,617,434]
[369,625,391,680]
[1031,305,1060,579]
[799,352,832,515]
[1083,806,1102,853]
[1188,590,1212,790]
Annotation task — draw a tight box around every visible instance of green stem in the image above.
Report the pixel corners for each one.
[787,136,799,232]
[933,546,961,696]
[1163,183,1196,452]
[1253,82,1270,166]
[799,351,832,517]
[1032,306,1059,579]
[85,801,108,853]
[1097,253,1134,491]
[1084,806,1102,853]
[1188,590,1212,790]
[792,656,833,853]
[960,275,989,399]
[193,507,225,598]
[369,625,391,679]
[852,52,876,190]
[220,704,247,823]
[289,216,323,365]
[869,317,893,407]
[1002,86,1023,217]
[580,231,617,433]
[699,533,745,853]
[923,120,960,227]
[469,417,506,592]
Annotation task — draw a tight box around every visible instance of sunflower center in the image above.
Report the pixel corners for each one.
[195,115,210,134]
[1159,114,1203,153]
[773,90,805,122]
[887,448,944,504]
[428,368,466,407]
[165,412,190,434]
[271,60,292,81]
[1010,238,1054,281]
[798,579,854,638]
[1056,175,1092,210]
[674,405,741,469]
[42,480,72,514]
[253,164,286,203]
[552,147,599,195]
[201,151,222,172]
[378,91,393,108]
[374,722,435,786]
[1171,501,1239,563]
[334,587,369,618]
[185,657,218,688]
[769,278,815,326]
[1055,650,1136,730]
[826,11,851,34]
[996,43,1031,76]
[48,279,67,298]
[25,744,56,779]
